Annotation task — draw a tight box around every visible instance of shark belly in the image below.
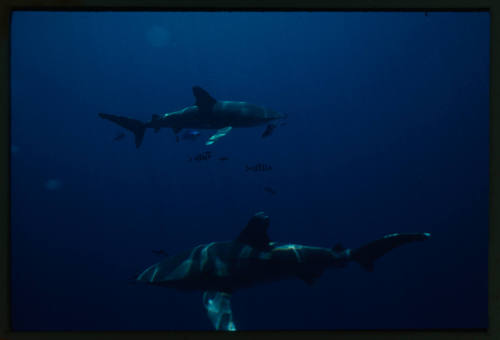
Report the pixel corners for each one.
[99,86,286,148]
[133,211,431,331]
[219,244,338,289]
[212,101,274,127]
[136,242,325,291]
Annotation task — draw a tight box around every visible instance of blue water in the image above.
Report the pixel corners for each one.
[10,11,489,330]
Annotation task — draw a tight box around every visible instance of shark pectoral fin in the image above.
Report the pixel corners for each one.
[193,86,217,112]
[206,126,232,146]
[202,291,236,331]
[261,123,277,138]
[297,268,324,286]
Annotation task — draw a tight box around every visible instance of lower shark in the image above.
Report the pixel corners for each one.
[133,212,431,331]
[99,86,286,147]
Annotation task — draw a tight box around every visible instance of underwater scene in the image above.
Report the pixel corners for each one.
[10,11,489,330]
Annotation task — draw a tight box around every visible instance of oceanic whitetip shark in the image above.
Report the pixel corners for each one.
[99,86,286,147]
[133,212,431,331]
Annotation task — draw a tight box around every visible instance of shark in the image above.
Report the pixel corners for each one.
[133,212,431,331]
[98,86,286,147]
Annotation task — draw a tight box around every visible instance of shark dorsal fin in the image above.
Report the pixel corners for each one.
[235,212,271,251]
[193,86,216,112]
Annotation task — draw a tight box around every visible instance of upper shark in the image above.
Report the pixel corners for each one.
[99,86,286,147]
[133,212,431,331]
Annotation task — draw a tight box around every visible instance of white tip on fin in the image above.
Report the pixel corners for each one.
[206,126,232,146]
[202,291,236,331]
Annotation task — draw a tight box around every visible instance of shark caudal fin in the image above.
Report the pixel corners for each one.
[351,233,431,271]
[98,113,146,148]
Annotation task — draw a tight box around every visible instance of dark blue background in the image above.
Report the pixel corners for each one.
[10,11,489,330]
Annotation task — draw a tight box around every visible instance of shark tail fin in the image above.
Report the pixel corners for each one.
[351,233,431,272]
[98,113,147,148]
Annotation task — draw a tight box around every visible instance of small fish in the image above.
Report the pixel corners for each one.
[218,156,230,161]
[113,132,126,141]
[261,123,277,138]
[245,163,272,172]
[264,186,277,195]
[183,130,201,139]
[188,151,212,162]
[152,250,168,257]
[177,130,201,143]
